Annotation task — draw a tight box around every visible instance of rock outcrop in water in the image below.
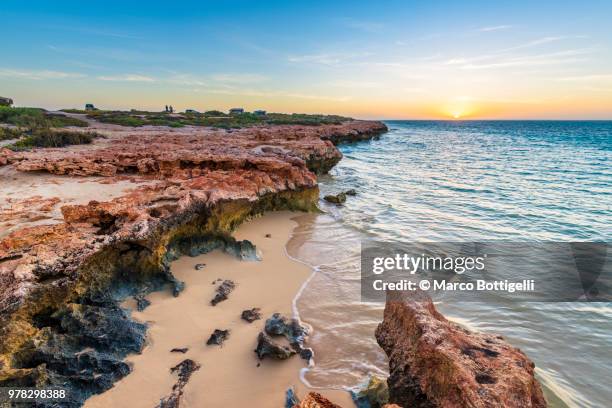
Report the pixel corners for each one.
[0,118,387,405]
[375,290,547,408]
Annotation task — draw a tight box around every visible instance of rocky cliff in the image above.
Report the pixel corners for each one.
[375,290,547,408]
[0,119,387,406]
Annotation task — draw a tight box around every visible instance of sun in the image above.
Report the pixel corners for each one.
[452,113,461,119]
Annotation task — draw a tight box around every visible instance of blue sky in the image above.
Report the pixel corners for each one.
[2,0,612,118]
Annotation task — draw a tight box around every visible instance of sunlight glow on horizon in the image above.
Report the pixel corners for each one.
[1,1,612,119]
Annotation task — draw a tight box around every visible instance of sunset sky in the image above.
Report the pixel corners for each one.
[2,0,612,119]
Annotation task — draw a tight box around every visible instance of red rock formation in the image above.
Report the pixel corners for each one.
[375,290,547,408]
[0,119,386,404]
[5,121,386,176]
[293,392,343,408]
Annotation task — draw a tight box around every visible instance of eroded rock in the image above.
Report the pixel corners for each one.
[255,313,312,361]
[375,290,547,408]
[293,392,343,408]
[351,375,389,408]
[241,307,262,323]
[0,119,387,400]
[323,192,346,204]
[254,332,296,360]
[210,280,236,306]
[158,359,201,408]
[206,329,230,346]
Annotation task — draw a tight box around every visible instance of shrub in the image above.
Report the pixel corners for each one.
[8,129,101,150]
[0,127,23,141]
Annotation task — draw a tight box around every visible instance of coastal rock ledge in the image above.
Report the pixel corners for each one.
[0,119,387,405]
[375,290,547,408]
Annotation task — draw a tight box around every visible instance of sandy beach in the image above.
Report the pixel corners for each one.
[85,211,354,408]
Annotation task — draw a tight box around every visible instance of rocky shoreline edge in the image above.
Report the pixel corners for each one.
[0,118,546,407]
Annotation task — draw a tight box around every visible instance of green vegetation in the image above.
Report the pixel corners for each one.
[0,107,95,150]
[7,128,102,151]
[0,127,23,141]
[0,106,89,128]
[70,109,351,129]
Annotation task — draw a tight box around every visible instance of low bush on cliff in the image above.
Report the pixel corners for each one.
[0,106,89,128]
[80,109,352,129]
[8,128,102,150]
[0,126,23,141]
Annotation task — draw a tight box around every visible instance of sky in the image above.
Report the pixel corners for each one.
[1,0,612,119]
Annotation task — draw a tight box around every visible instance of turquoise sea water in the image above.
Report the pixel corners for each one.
[293,121,611,408]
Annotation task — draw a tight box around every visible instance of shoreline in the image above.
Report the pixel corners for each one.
[84,211,355,407]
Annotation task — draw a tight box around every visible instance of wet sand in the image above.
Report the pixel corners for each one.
[85,211,354,408]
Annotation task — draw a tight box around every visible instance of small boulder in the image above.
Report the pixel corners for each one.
[345,189,357,196]
[170,348,188,354]
[158,359,201,408]
[241,308,262,323]
[323,192,346,204]
[134,294,151,311]
[206,329,230,346]
[351,375,389,408]
[254,332,296,360]
[293,392,343,408]
[211,280,236,306]
[194,263,206,270]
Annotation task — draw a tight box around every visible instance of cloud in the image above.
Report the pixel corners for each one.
[288,52,371,66]
[477,25,513,32]
[339,18,384,33]
[459,49,592,70]
[0,68,86,80]
[210,73,268,83]
[500,35,588,52]
[555,74,612,81]
[97,74,155,82]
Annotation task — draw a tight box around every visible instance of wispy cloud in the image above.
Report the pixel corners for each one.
[555,74,612,81]
[288,52,371,66]
[477,25,513,32]
[338,18,384,33]
[97,74,155,82]
[500,35,588,52]
[210,73,268,83]
[205,88,350,102]
[0,68,85,80]
[459,49,592,70]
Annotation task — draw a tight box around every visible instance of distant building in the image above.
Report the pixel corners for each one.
[185,109,199,114]
[229,108,244,115]
[253,110,267,116]
[85,103,96,111]
[0,97,13,107]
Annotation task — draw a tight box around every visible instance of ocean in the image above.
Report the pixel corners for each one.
[288,120,612,408]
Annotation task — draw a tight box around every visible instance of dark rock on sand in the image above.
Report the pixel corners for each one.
[170,348,189,354]
[158,359,201,408]
[375,290,547,408]
[323,192,346,204]
[210,279,236,306]
[286,387,300,408]
[265,233,272,238]
[260,313,311,361]
[4,302,146,406]
[255,332,296,360]
[194,263,206,270]
[241,307,262,323]
[206,329,230,346]
[134,294,151,311]
[264,313,308,342]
